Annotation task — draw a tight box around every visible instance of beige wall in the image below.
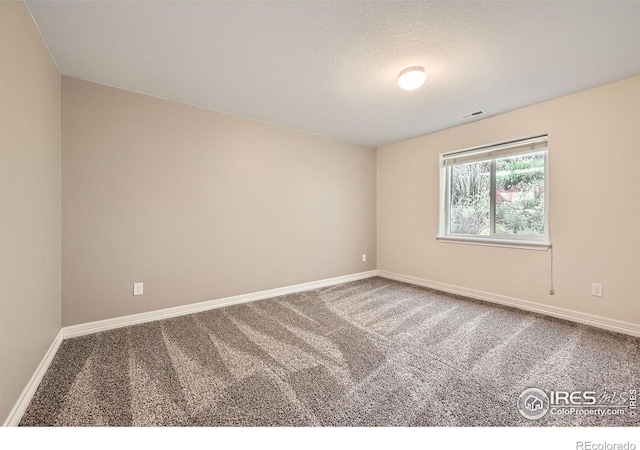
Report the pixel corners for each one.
[0,2,62,423]
[378,76,640,325]
[62,77,376,326]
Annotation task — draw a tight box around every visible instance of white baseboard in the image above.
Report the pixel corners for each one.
[6,268,637,427]
[3,330,64,427]
[62,268,640,340]
[62,270,379,339]
[377,270,640,337]
[3,270,378,427]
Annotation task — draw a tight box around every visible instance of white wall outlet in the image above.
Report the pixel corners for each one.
[362,254,367,262]
[590,283,603,297]
[133,282,144,296]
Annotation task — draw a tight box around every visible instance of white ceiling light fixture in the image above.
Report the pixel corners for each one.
[397,66,427,91]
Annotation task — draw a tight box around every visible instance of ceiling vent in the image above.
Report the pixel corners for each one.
[458,110,487,120]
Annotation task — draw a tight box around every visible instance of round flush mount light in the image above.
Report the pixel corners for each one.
[397,66,427,91]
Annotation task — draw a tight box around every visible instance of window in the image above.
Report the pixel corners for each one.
[438,135,550,249]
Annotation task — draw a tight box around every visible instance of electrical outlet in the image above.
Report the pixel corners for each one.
[590,283,603,297]
[362,254,367,262]
[133,282,144,296]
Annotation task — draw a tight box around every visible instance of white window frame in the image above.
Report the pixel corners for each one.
[437,134,551,250]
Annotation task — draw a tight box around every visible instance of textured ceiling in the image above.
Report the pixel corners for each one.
[27,1,640,148]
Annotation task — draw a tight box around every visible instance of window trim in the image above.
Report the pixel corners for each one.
[437,134,551,250]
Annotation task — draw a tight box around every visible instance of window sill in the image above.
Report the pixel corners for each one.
[436,235,551,251]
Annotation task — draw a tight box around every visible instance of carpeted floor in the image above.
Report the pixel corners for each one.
[20,277,639,426]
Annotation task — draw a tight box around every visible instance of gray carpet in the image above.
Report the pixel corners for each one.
[20,277,640,426]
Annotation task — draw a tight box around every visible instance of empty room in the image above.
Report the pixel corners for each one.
[1,0,639,446]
